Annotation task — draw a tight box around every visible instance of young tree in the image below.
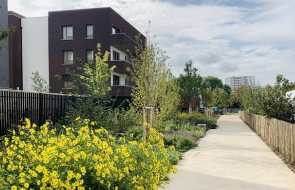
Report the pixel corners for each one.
[56,44,118,129]
[178,60,202,114]
[31,71,50,93]
[229,86,244,107]
[211,88,220,107]
[219,89,229,112]
[62,43,114,97]
[129,32,180,125]
[201,90,213,108]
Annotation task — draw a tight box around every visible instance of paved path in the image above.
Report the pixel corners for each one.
[164,115,295,190]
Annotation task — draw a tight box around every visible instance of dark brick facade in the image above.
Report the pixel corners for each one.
[48,7,145,97]
[8,11,24,90]
[0,0,9,88]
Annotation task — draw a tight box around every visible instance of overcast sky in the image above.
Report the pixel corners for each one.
[8,0,295,85]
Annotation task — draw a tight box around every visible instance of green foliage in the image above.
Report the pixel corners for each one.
[166,149,182,165]
[202,76,223,91]
[163,134,197,152]
[61,44,115,97]
[211,88,220,107]
[276,75,295,94]
[223,84,232,95]
[201,90,213,108]
[129,31,180,127]
[229,86,244,107]
[240,75,295,123]
[55,43,132,132]
[0,6,16,52]
[178,60,202,113]
[31,71,50,93]
[201,76,223,108]
[122,126,143,142]
[218,89,229,108]
[257,85,295,123]
[176,112,218,130]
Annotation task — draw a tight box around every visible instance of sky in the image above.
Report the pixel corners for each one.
[7,0,295,86]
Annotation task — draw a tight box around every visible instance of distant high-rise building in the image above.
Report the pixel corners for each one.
[224,76,255,89]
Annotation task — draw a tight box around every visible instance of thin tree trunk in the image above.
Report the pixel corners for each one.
[189,101,192,115]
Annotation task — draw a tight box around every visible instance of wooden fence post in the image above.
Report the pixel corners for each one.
[292,124,295,164]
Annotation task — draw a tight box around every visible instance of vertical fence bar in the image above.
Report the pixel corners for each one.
[38,93,43,127]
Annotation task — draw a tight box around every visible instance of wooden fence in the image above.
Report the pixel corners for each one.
[0,90,76,136]
[239,110,295,165]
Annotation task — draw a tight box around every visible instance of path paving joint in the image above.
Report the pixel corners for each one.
[163,115,295,190]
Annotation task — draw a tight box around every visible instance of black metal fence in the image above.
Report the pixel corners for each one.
[0,90,76,136]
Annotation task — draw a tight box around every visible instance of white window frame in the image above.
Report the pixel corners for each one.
[63,51,73,64]
[112,51,120,61]
[86,25,93,39]
[86,49,94,63]
[62,26,73,40]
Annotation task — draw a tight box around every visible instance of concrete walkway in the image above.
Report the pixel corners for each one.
[164,115,295,190]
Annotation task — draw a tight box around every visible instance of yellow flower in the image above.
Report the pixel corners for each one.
[24,183,29,188]
[19,172,25,178]
[11,186,17,190]
[76,117,80,121]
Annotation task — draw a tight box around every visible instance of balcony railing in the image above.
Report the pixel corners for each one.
[110,33,139,53]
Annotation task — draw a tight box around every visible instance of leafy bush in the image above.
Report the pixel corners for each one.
[175,112,217,130]
[163,134,197,152]
[0,119,178,190]
[121,126,143,142]
[166,149,182,165]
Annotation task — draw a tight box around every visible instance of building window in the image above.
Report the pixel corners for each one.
[112,26,120,34]
[125,79,134,87]
[112,51,120,60]
[86,50,94,63]
[63,51,73,64]
[62,75,73,89]
[62,26,73,40]
[86,25,93,39]
[113,75,120,86]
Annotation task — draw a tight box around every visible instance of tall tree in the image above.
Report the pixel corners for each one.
[129,32,180,126]
[202,76,223,91]
[223,84,232,95]
[178,60,202,114]
[276,75,295,94]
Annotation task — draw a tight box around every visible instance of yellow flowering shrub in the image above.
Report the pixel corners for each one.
[0,118,177,190]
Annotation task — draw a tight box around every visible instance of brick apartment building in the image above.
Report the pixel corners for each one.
[1,2,145,98]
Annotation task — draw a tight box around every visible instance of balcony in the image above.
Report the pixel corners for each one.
[109,60,133,74]
[110,33,139,53]
[110,85,132,97]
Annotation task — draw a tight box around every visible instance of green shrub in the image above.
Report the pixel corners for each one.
[174,112,217,130]
[163,134,197,152]
[121,126,143,142]
[191,130,205,140]
[166,150,182,165]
